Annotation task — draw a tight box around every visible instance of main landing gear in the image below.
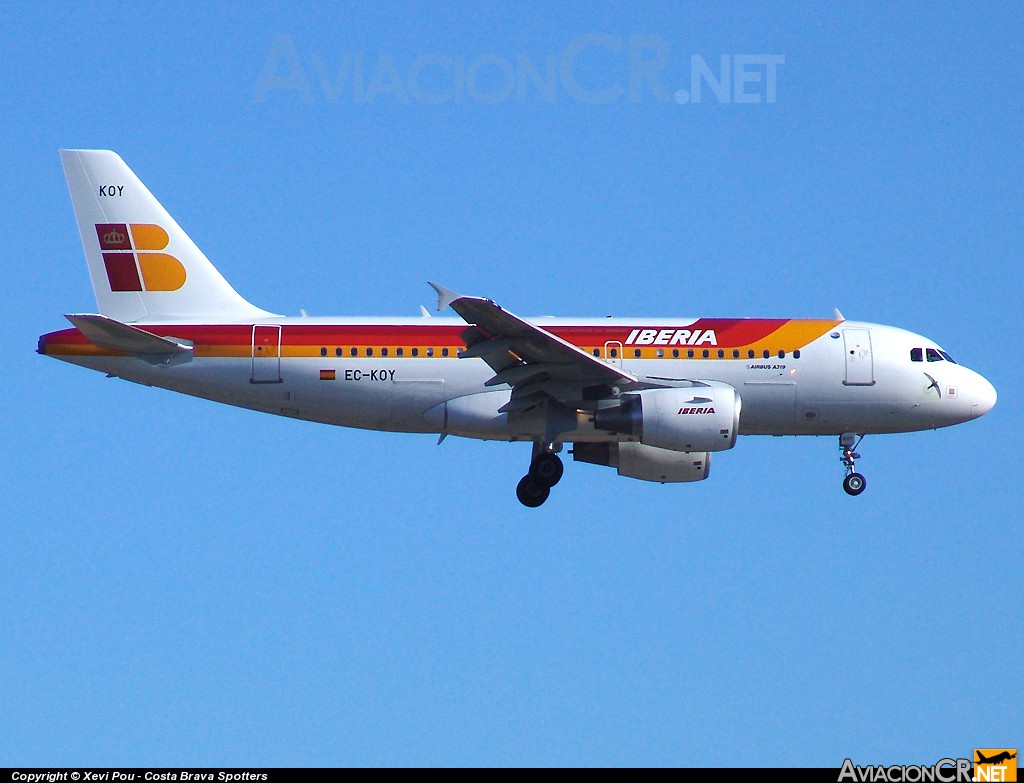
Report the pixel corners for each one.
[840,432,867,496]
[516,445,564,508]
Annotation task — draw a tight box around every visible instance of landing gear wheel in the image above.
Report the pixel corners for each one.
[516,475,550,508]
[839,433,866,496]
[843,472,867,496]
[530,452,564,487]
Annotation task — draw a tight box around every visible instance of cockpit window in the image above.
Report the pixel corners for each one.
[938,350,956,364]
[910,348,923,362]
[926,348,943,362]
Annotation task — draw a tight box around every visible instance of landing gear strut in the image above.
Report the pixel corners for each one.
[516,444,563,507]
[840,432,867,496]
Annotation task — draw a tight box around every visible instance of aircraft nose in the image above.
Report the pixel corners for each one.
[970,374,997,418]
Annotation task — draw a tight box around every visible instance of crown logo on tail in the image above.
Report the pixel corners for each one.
[103,227,125,245]
[96,222,131,250]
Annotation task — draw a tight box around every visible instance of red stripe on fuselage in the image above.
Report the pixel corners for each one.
[40,318,821,355]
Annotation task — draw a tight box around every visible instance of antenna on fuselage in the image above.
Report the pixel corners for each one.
[834,308,845,321]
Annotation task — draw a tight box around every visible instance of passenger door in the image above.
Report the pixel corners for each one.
[842,328,874,386]
[251,324,282,383]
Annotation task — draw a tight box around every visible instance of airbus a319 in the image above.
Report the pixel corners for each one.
[39,151,997,506]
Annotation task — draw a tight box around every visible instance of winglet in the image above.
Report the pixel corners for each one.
[834,308,845,321]
[428,282,460,312]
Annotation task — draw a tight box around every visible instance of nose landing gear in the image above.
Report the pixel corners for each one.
[516,445,564,507]
[840,432,867,496]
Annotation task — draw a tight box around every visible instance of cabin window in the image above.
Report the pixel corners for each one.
[763,350,770,359]
[656,349,664,358]
[396,348,404,357]
[442,347,450,357]
[366,347,374,357]
[939,350,956,364]
[335,348,342,357]
[687,349,694,358]
[381,347,389,357]
[732,349,740,359]
[320,347,327,357]
[426,347,434,357]
[609,348,618,358]
[592,349,600,357]
[633,348,641,358]
[702,349,710,359]
[350,347,357,357]
[672,349,679,358]
[793,350,801,359]
[411,348,419,357]
[748,350,755,359]
[717,349,725,359]
[778,350,785,359]
[926,348,943,362]
[910,348,922,362]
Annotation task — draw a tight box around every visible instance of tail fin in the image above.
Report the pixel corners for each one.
[60,149,274,323]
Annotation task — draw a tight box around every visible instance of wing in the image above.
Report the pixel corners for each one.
[430,283,638,413]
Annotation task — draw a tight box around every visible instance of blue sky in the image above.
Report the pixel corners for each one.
[2,1,1021,767]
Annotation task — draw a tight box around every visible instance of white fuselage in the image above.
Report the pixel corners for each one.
[43,316,996,442]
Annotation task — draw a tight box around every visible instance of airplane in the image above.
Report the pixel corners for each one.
[976,751,1016,766]
[38,150,998,507]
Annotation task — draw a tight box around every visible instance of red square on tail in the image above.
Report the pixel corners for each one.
[102,253,142,291]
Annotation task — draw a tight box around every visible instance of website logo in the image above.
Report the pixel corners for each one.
[95,223,186,292]
[839,757,972,782]
[975,750,1017,782]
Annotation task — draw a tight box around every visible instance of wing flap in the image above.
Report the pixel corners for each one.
[459,336,517,360]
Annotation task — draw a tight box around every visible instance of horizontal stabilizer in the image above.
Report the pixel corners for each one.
[66,313,193,364]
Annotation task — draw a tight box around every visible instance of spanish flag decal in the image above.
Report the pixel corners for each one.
[320,369,337,381]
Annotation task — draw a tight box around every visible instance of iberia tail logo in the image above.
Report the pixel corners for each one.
[95,223,186,292]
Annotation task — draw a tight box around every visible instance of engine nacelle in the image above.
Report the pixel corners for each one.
[573,442,711,483]
[594,384,740,452]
